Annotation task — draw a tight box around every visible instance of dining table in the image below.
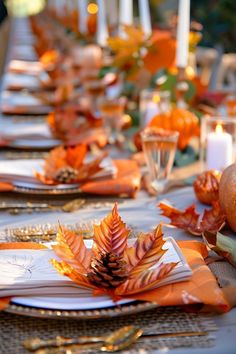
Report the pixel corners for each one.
[0,16,236,354]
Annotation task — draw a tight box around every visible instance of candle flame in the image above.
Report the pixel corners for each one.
[153,94,160,103]
[215,124,223,134]
[87,3,98,15]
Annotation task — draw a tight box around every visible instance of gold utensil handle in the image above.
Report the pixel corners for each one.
[142,331,208,339]
[23,336,105,351]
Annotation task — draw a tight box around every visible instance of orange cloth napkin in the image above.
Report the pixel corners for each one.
[0,182,14,192]
[80,160,141,197]
[127,241,230,313]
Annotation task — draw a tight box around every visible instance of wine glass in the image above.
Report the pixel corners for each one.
[98,96,126,144]
[141,127,179,194]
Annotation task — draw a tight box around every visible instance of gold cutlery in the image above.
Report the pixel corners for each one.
[24,326,141,352]
[0,198,86,214]
[24,328,208,353]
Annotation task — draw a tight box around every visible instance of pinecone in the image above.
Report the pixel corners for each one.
[87,252,128,289]
[55,166,78,183]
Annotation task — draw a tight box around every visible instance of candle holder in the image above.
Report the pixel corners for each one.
[200,116,236,171]
[176,67,189,109]
[139,89,171,128]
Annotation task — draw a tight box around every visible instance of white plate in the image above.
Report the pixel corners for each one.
[10,239,133,311]
[12,295,133,310]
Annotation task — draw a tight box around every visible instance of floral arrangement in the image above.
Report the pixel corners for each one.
[107,25,176,82]
[51,204,176,299]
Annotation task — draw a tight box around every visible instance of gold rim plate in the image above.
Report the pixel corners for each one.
[5,301,158,319]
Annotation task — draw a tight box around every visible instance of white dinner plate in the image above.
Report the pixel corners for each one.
[12,295,133,310]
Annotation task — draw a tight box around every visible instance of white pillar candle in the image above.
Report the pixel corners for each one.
[78,0,88,34]
[97,0,109,47]
[138,0,152,38]
[176,0,190,68]
[107,0,118,27]
[144,102,159,127]
[119,0,133,36]
[206,124,233,170]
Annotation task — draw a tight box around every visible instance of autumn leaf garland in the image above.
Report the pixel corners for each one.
[51,204,177,298]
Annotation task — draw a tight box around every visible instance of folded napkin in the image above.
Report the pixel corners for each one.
[0,157,117,190]
[0,242,47,310]
[131,240,230,313]
[80,160,141,197]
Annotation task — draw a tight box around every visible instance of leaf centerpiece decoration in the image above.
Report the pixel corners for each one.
[51,204,177,299]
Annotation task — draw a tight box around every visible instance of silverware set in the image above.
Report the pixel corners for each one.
[23,325,209,353]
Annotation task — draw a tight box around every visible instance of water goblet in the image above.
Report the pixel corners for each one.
[141,127,179,194]
[98,96,126,144]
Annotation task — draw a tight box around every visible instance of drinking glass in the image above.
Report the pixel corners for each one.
[141,127,179,193]
[98,96,126,144]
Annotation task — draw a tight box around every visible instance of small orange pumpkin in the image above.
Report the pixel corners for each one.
[194,170,221,205]
[148,107,200,150]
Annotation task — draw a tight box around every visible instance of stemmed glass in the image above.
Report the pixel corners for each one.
[98,96,126,144]
[141,127,179,194]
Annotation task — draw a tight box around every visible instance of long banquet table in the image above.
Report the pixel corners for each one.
[0,17,236,354]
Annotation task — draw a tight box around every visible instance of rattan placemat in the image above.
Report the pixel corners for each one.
[0,307,217,354]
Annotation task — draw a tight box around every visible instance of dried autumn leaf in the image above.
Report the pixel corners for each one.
[51,260,95,290]
[159,202,201,235]
[51,204,178,299]
[35,145,106,184]
[159,201,226,235]
[115,262,176,296]
[124,225,167,277]
[200,201,226,234]
[107,25,147,72]
[92,203,130,258]
[65,145,87,170]
[76,151,107,182]
[53,225,92,272]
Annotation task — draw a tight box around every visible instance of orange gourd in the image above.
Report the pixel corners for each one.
[148,108,200,150]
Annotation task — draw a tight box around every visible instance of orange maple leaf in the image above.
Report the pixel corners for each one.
[159,201,226,235]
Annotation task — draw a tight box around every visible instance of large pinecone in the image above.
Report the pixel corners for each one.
[55,166,78,183]
[87,252,128,289]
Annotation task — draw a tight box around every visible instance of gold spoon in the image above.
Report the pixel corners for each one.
[24,325,141,352]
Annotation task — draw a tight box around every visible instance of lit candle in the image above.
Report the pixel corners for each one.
[143,101,159,127]
[206,124,233,170]
[119,0,133,36]
[138,0,152,38]
[78,0,88,34]
[176,0,190,68]
[97,0,109,47]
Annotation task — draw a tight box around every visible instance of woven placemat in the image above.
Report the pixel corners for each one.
[0,307,217,354]
[209,261,236,287]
